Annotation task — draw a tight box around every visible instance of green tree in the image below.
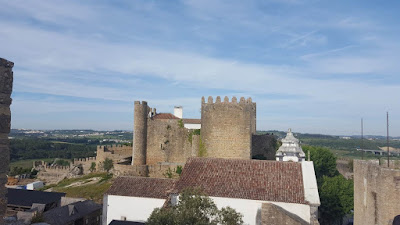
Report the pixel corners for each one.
[218,207,244,225]
[303,145,354,224]
[89,162,96,173]
[54,159,70,167]
[302,145,339,184]
[147,188,243,225]
[319,175,354,225]
[102,158,113,173]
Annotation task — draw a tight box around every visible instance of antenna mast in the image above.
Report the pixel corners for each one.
[361,118,364,160]
[387,112,390,167]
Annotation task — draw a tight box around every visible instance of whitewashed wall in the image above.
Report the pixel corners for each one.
[104,195,165,225]
[184,124,201,129]
[210,197,311,225]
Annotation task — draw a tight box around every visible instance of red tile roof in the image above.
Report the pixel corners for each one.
[174,158,306,204]
[182,119,201,124]
[152,113,200,123]
[152,113,179,120]
[106,177,176,199]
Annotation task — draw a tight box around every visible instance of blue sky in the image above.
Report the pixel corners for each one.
[1,0,400,135]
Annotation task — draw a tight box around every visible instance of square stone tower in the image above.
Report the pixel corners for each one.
[0,58,13,220]
[200,96,256,159]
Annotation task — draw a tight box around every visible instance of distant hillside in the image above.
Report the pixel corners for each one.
[259,130,400,151]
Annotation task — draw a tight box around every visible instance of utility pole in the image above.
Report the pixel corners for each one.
[387,112,390,167]
[361,118,364,160]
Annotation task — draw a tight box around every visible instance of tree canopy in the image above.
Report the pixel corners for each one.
[302,145,339,184]
[147,188,243,225]
[302,145,353,225]
[102,158,113,173]
[89,162,96,173]
[319,175,354,225]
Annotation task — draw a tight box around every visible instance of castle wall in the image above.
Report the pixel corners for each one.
[146,119,198,165]
[0,58,13,220]
[73,157,97,174]
[354,160,400,225]
[37,165,71,184]
[96,145,132,170]
[112,163,185,178]
[200,96,256,159]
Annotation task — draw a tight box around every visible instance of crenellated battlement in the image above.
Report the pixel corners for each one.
[201,96,254,104]
[134,101,148,105]
[44,165,71,170]
[97,144,132,152]
[34,160,72,171]
[73,157,96,163]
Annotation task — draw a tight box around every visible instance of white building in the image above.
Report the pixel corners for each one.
[173,106,201,129]
[103,157,320,225]
[102,177,175,225]
[172,157,320,225]
[276,129,306,162]
[26,181,44,190]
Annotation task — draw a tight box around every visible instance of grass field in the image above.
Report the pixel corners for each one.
[44,173,113,203]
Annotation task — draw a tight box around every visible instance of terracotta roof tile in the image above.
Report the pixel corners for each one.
[107,177,176,199]
[152,113,180,120]
[174,158,306,204]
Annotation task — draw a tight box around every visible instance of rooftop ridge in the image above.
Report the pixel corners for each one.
[176,157,305,204]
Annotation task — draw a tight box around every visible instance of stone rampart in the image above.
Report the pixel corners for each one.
[96,144,132,170]
[146,118,199,165]
[73,157,97,174]
[201,96,256,159]
[354,160,400,225]
[36,165,72,184]
[0,58,13,221]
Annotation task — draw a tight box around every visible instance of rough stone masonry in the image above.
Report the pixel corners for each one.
[0,58,13,223]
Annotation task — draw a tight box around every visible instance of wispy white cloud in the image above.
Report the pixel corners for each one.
[1,0,400,135]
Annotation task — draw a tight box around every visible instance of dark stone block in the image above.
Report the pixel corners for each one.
[0,146,9,173]
[0,58,14,68]
[0,138,9,145]
[0,115,11,133]
[0,70,13,94]
[0,93,12,105]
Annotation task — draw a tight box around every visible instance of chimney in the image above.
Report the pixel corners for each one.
[174,106,183,119]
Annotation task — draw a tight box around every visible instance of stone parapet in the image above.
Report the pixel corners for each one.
[0,57,13,222]
[354,160,400,225]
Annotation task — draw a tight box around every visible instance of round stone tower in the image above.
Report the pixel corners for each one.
[132,101,148,165]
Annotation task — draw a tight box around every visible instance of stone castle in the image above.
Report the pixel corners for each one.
[74,96,276,177]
